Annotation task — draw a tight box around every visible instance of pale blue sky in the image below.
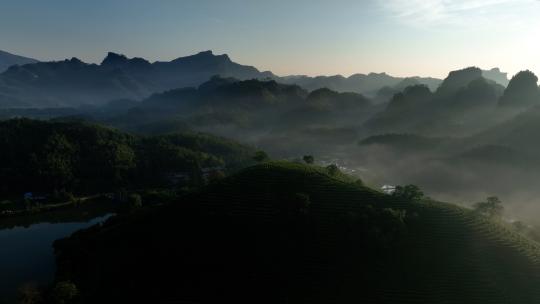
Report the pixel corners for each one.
[1,0,539,78]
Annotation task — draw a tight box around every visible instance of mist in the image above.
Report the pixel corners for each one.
[80,64,540,228]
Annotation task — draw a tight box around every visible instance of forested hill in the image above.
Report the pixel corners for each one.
[54,162,540,304]
[0,119,255,196]
[110,77,374,144]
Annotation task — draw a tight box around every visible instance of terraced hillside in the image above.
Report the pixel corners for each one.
[54,162,540,303]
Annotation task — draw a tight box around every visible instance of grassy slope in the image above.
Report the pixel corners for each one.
[55,161,540,303]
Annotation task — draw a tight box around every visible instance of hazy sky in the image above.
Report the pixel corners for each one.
[1,0,539,78]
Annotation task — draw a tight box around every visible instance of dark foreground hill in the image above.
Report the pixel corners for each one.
[54,162,540,303]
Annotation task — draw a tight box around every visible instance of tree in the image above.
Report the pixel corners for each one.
[50,281,79,304]
[41,132,76,191]
[22,197,31,210]
[303,155,314,164]
[392,185,424,201]
[253,150,269,163]
[106,142,136,186]
[326,164,340,176]
[17,283,43,304]
[354,178,364,186]
[53,189,75,203]
[474,196,503,218]
[127,193,143,212]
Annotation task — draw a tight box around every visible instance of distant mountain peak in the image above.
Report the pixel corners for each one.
[171,50,232,64]
[101,52,151,69]
[499,70,539,107]
[101,52,129,66]
[0,50,270,107]
[69,57,84,63]
[482,67,509,87]
[437,66,483,95]
[184,50,216,60]
[0,49,39,73]
[368,72,389,77]
[197,50,214,56]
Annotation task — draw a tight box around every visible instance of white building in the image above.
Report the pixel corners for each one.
[381,185,396,195]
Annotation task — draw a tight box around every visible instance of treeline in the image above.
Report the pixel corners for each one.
[0,119,255,197]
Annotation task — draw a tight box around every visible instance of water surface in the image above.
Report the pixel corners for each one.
[0,213,112,303]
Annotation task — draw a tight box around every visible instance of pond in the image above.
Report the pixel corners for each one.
[0,213,113,303]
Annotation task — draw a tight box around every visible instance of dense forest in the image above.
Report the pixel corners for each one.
[0,119,255,198]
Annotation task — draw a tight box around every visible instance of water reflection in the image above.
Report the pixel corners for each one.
[0,213,113,303]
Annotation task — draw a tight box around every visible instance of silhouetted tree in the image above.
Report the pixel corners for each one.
[17,283,43,304]
[41,132,75,191]
[326,164,340,176]
[50,281,79,304]
[253,150,269,163]
[303,155,314,164]
[474,196,503,218]
[126,194,143,212]
[392,185,424,201]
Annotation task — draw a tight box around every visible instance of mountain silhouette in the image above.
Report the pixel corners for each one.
[280,73,442,97]
[0,51,276,107]
[498,70,539,108]
[0,50,515,108]
[482,68,509,87]
[366,66,505,135]
[0,49,38,72]
[436,67,484,96]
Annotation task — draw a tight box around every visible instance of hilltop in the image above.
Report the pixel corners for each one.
[54,161,540,303]
[365,67,508,136]
[0,49,38,72]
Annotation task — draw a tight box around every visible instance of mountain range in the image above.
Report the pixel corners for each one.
[0,49,38,73]
[0,51,272,108]
[0,49,509,108]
